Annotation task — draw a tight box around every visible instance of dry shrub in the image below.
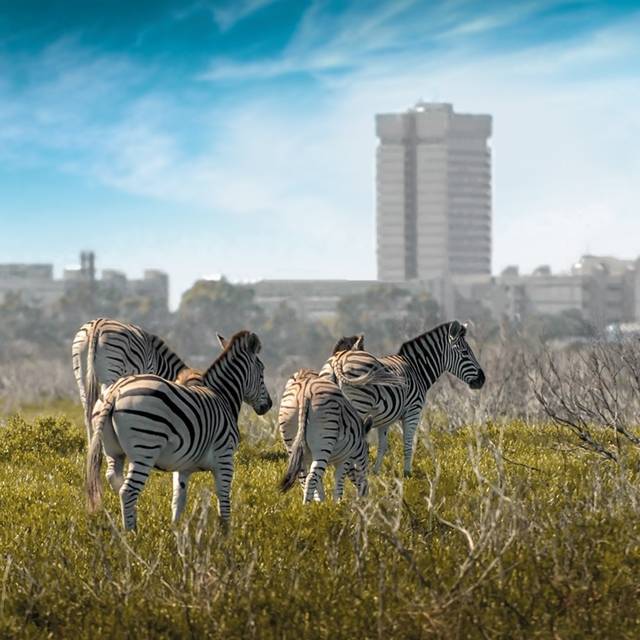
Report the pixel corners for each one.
[0,358,76,412]
[427,336,544,431]
[533,338,640,462]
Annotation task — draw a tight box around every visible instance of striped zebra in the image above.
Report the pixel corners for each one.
[72,318,188,441]
[278,336,363,500]
[320,320,485,477]
[86,330,272,530]
[280,371,374,503]
[278,335,401,500]
[278,336,363,452]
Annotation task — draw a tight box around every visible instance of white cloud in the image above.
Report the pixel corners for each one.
[211,0,281,32]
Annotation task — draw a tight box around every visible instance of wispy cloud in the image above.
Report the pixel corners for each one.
[199,0,595,82]
[1,2,639,303]
[211,0,281,31]
[172,0,282,33]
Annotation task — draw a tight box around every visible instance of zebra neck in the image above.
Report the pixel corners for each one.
[400,332,446,386]
[203,360,245,416]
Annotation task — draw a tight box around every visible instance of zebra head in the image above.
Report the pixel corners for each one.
[331,334,365,354]
[217,332,273,415]
[444,321,485,390]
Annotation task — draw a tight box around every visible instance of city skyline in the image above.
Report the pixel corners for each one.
[1,1,639,308]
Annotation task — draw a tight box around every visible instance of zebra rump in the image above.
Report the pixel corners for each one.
[72,318,188,441]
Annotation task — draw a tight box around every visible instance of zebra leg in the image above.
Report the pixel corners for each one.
[171,471,191,524]
[298,462,323,501]
[373,426,390,475]
[401,413,421,477]
[212,457,234,522]
[119,459,155,531]
[303,460,328,504]
[106,454,125,493]
[346,462,359,488]
[333,462,347,501]
[354,466,368,497]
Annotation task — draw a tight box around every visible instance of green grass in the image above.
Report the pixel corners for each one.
[1,407,640,638]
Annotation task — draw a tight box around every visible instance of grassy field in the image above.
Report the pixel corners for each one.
[1,403,640,639]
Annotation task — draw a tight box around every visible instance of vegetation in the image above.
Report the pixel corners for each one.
[0,280,445,407]
[0,283,637,637]
[1,399,639,638]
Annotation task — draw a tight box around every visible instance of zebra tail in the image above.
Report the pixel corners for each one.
[334,356,405,388]
[86,389,113,513]
[84,318,104,441]
[280,381,309,493]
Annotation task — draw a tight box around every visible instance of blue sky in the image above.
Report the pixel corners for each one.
[1,0,639,307]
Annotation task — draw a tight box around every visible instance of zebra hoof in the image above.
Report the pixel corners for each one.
[218,517,231,535]
[403,470,412,479]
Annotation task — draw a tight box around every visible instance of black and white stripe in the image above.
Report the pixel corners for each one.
[320,321,485,476]
[279,371,372,503]
[86,330,272,530]
[72,318,187,441]
[278,336,364,500]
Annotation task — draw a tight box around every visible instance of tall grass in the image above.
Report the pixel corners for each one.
[1,407,639,638]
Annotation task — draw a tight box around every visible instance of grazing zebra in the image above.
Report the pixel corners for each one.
[280,372,373,503]
[86,330,272,530]
[72,318,188,441]
[320,321,485,476]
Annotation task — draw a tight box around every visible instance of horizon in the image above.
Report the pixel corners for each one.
[1,0,639,308]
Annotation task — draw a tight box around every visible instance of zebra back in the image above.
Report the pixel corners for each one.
[72,318,189,440]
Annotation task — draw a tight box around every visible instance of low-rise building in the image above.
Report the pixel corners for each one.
[253,278,439,321]
[0,252,169,311]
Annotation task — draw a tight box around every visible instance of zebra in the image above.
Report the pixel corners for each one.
[174,367,205,387]
[278,336,363,500]
[278,335,363,454]
[280,372,374,503]
[319,320,485,477]
[86,330,272,530]
[278,335,403,500]
[72,318,188,441]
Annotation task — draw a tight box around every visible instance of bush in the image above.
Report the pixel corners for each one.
[0,410,640,638]
[0,414,85,461]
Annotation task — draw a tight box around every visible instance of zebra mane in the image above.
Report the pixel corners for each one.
[397,321,453,356]
[293,368,318,381]
[204,330,260,379]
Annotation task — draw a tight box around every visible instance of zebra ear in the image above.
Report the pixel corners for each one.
[448,321,462,342]
[247,332,261,354]
[216,333,227,349]
[354,335,365,350]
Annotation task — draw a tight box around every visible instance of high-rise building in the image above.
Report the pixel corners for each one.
[376,102,492,282]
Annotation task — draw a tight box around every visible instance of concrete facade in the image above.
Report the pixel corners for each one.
[376,102,492,282]
[486,255,640,329]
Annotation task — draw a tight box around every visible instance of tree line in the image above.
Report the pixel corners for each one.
[0,277,597,378]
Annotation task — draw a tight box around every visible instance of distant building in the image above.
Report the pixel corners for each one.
[253,279,438,321]
[0,252,169,311]
[376,102,492,282]
[0,264,64,307]
[488,255,640,329]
